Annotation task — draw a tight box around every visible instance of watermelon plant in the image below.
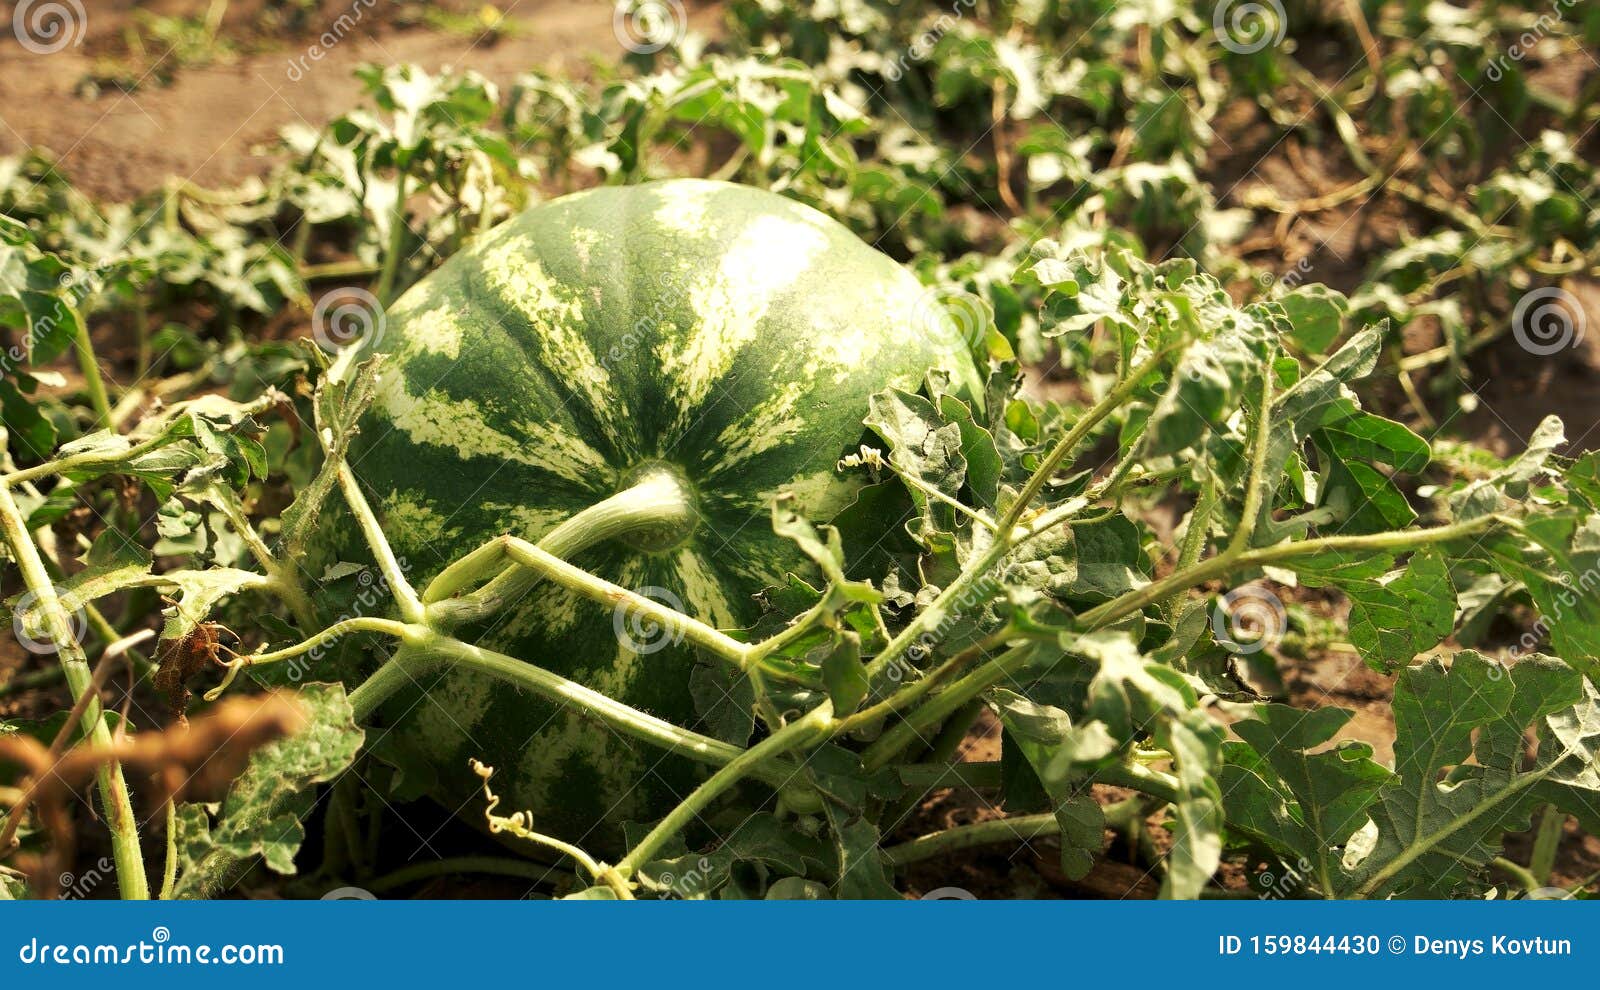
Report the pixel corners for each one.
[13,196,1595,899]
[2,0,1598,901]
[342,178,981,843]
[218,234,1595,900]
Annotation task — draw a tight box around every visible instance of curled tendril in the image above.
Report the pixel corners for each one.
[469,760,630,898]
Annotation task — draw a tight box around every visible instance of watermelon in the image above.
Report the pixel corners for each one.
[348,179,980,847]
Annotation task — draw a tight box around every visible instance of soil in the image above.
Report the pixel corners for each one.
[2,0,1598,899]
[0,0,725,200]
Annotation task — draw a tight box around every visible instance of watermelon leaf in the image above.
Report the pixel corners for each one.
[170,683,365,898]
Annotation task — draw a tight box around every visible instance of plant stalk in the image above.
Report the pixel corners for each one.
[0,481,148,899]
[206,484,318,630]
[373,173,410,307]
[883,812,1059,867]
[343,636,796,787]
[997,348,1171,536]
[862,644,1037,773]
[70,316,112,431]
[336,463,425,623]
[614,704,835,879]
[1529,805,1566,885]
[882,763,1180,867]
[1076,516,1501,632]
[425,469,700,626]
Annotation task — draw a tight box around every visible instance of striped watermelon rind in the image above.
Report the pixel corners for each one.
[347,179,980,847]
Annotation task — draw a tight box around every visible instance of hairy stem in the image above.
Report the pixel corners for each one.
[500,539,754,670]
[883,813,1059,867]
[159,799,177,900]
[1076,516,1501,632]
[6,388,287,488]
[997,348,1170,536]
[879,699,985,831]
[70,315,112,431]
[207,485,318,630]
[865,518,1499,783]
[337,463,425,623]
[1530,805,1566,885]
[862,643,1037,773]
[5,433,165,488]
[345,636,795,787]
[882,763,1179,867]
[425,469,700,626]
[373,173,410,307]
[895,760,1004,792]
[615,704,835,879]
[1225,368,1275,556]
[861,350,1171,686]
[1493,856,1541,894]
[0,482,148,899]
[1164,473,1217,618]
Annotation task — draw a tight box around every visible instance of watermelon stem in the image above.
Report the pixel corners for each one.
[206,482,320,631]
[208,615,420,700]
[425,470,699,629]
[0,480,149,900]
[335,461,427,624]
[69,308,112,431]
[881,764,1181,869]
[496,539,758,671]
[861,643,1039,774]
[882,812,1060,868]
[345,637,799,787]
[995,346,1176,538]
[373,173,410,308]
[846,350,1177,772]
[860,349,1172,695]
[863,515,1507,783]
[614,703,837,880]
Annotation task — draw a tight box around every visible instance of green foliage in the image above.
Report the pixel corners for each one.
[1,0,1597,902]
[1226,653,1600,898]
[170,683,364,898]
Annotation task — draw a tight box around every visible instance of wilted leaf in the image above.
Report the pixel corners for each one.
[171,683,364,897]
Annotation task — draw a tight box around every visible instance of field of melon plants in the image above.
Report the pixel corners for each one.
[0,0,1598,902]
